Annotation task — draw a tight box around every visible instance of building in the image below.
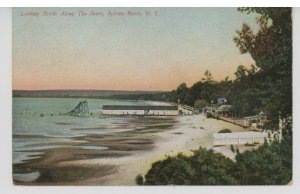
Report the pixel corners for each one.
[216,105,232,117]
[243,112,267,130]
[178,104,194,115]
[217,97,227,106]
[102,105,178,116]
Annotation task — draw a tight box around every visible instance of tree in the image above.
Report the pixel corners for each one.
[142,148,239,185]
[234,65,248,81]
[137,138,292,185]
[182,93,194,106]
[202,70,213,83]
[233,8,292,129]
[135,174,144,185]
[194,99,209,109]
[144,153,196,185]
[176,83,189,103]
[201,73,217,101]
[230,65,263,116]
[235,137,292,185]
[216,76,233,103]
[190,81,203,101]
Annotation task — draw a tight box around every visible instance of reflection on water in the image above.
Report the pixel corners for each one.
[13,98,170,164]
[13,151,43,164]
[73,145,108,150]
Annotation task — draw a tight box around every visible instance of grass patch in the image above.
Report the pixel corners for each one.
[218,129,232,133]
[245,143,256,146]
[213,145,224,147]
[173,132,183,135]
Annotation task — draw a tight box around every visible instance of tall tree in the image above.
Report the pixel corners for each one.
[233,8,292,129]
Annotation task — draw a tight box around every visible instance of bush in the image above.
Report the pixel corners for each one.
[137,137,292,185]
[218,129,232,133]
[194,99,209,109]
[230,144,235,153]
[135,174,144,185]
[188,148,239,185]
[144,153,195,185]
[206,112,214,118]
[236,137,292,185]
[142,148,239,185]
[244,143,255,146]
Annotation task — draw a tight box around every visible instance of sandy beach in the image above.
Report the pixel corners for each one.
[13,113,246,185]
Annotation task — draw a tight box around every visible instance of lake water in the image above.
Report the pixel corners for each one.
[13,97,159,164]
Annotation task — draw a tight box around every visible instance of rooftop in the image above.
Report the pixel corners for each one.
[217,105,232,111]
[102,105,178,110]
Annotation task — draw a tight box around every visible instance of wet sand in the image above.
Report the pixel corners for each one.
[13,115,246,185]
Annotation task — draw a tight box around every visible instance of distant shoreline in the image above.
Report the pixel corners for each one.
[13,96,116,99]
[12,89,166,98]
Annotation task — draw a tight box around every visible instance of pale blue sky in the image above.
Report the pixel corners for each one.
[13,8,258,91]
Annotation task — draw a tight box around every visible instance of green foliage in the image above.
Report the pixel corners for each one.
[135,174,144,185]
[138,137,292,185]
[233,7,292,127]
[194,99,209,109]
[162,71,224,106]
[183,93,194,107]
[206,112,214,118]
[236,137,292,185]
[176,83,189,100]
[188,148,239,185]
[244,143,255,147]
[236,147,240,155]
[144,153,196,185]
[142,148,239,185]
[202,70,213,82]
[230,145,235,153]
[218,129,232,133]
[230,65,263,116]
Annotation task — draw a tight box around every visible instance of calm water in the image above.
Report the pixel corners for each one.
[13,97,152,164]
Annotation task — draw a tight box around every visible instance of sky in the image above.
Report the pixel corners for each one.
[13,7,258,91]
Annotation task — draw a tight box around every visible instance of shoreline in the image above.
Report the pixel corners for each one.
[14,114,246,185]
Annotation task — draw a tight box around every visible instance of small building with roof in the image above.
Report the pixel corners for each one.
[217,97,227,106]
[243,111,267,130]
[216,105,232,117]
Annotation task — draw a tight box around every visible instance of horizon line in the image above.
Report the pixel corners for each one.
[12,88,168,92]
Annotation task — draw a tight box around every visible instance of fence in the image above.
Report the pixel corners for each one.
[213,131,268,146]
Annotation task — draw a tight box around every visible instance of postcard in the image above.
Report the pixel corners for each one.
[12,7,292,186]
